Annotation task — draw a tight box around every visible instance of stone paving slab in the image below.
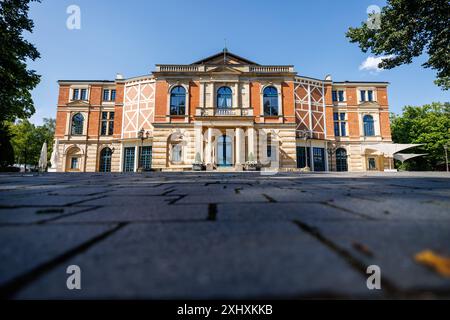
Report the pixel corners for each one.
[302,220,450,292]
[14,222,376,299]
[0,224,116,289]
[0,206,99,224]
[216,203,366,222]
[52,204,209,223]
[0,172,449,299]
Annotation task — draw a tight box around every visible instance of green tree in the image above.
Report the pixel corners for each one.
[0,0,41,168]
[9,118,54,170]
[347,0,450,90]
[390,102,450,170]
[0,122,14,168]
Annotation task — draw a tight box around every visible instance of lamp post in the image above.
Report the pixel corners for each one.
[137,128,150,172]
[444,143,449,172]
[298,129,312,171]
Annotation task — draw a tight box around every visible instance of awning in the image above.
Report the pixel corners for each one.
[394,153,427,163]
[364,143,424,157]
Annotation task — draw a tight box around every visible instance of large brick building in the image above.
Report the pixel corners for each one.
[51,50,393,172]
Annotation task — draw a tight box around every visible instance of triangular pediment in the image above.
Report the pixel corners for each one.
[67,100,90,107]
[359,101,379,107]
[192,49,259,66]
[207,65,243,74]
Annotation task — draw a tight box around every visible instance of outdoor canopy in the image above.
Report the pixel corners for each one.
[363,143,424,157]
[394,153,428,163]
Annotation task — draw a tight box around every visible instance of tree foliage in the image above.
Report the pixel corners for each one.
[390,102,450,170]
[9,118,55,168]
[0,0,41,122]
[0,0,41,168]
[347,0,450,90]
[0,122,14,168]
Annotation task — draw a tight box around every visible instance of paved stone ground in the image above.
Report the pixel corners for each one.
[0,172,449,299]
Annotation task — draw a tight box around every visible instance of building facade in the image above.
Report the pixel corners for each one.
[52,50,393,172]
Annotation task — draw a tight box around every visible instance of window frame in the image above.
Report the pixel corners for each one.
[332,90,345,103]
[99,147,112,172]
[263,86,279,116]
[71,113,84,135]
[363,114,375,136]
[102,88,117,102]
[70,157,79,170]
[100,111,115,136]
[70,87,89,102]
[216,86,233,109]
[169,86,187,116]
[333,112,347,137]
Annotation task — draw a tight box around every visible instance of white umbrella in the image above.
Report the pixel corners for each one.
[38,142,48,172]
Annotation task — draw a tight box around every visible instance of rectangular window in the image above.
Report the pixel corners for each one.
[80,89,87,100]
[368,157,377,170]
[103,89,110,101]
[360,90,366,102]
[368,90,373,101]
[332,90,345,102]
[70,157,79,169]
[111,89,116,101]
[123,147,135,172]
[100,111,114,136]
[72,89,79,100]
[333,112,347,136]
[139,146,152,171]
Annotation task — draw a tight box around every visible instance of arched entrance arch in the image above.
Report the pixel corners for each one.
[65,146,83,172]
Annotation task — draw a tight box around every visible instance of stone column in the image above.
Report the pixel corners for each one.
[205,127,213,164]
[248,127,256,160]
[195,124,203,162]
[236,128,244,165]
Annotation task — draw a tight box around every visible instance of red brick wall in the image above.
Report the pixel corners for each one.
[154,81,168,122]
[189,81,199,120]
[324,84,334,139]
[282,81,295,123]
[250,82,261,122]
[55,110,67,137]
[113,83,124,138]
[58,85,70,105]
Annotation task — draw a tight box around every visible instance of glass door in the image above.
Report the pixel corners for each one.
[217,135,232,166]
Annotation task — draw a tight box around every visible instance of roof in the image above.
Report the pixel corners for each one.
[333,81,390,85]
[58,80,115,84]
[191,49,260,65]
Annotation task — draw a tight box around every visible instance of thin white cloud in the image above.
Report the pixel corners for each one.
[359,55,394,72]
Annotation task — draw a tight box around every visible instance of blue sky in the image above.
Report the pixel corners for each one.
[26,0,448,124]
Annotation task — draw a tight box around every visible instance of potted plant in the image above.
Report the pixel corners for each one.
[244,152,259,171]
[192,152,205,171]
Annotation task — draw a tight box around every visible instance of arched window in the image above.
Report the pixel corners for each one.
[335,148,348,172]
[99,147,112,172]
[217,86,232,109]
[170,86,186,115]
[363,115,375,136]
[263,86,279,116]
[71,113,84,135]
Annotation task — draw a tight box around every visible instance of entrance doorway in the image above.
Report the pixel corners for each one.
[217,135,232,166]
